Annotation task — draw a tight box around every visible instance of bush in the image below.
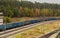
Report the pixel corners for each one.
[4,16,11,23]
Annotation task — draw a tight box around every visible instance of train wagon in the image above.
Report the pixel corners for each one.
[0,17,60,31]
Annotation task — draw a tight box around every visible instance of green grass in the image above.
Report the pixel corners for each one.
[11,20,60,38]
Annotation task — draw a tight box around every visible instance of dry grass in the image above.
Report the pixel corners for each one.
[11,20,60,38]
[11,17,37,23]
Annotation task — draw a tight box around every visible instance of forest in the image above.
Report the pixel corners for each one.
[0,0,60,23]
[0,0,60,17]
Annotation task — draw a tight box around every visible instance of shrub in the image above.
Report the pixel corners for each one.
[3,16,11,23]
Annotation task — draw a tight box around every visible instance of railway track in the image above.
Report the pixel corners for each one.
[39,29,60,38]
[0,21,53,38]
[49,31,60,38]
[0,20,60,38]
[56,32,60,38]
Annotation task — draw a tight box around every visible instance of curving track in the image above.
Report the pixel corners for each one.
[0,20,58,38]
[0,20,60,38]
[56,32,60,38]
[39,29,60,38]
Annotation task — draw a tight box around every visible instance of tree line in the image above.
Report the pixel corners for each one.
[0,0,60,17]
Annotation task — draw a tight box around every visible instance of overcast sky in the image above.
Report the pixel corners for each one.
[25,0,60,4]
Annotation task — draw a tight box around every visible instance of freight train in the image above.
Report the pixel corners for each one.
[0,17,60,31]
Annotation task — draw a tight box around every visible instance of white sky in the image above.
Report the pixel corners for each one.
[21,0,60,4]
